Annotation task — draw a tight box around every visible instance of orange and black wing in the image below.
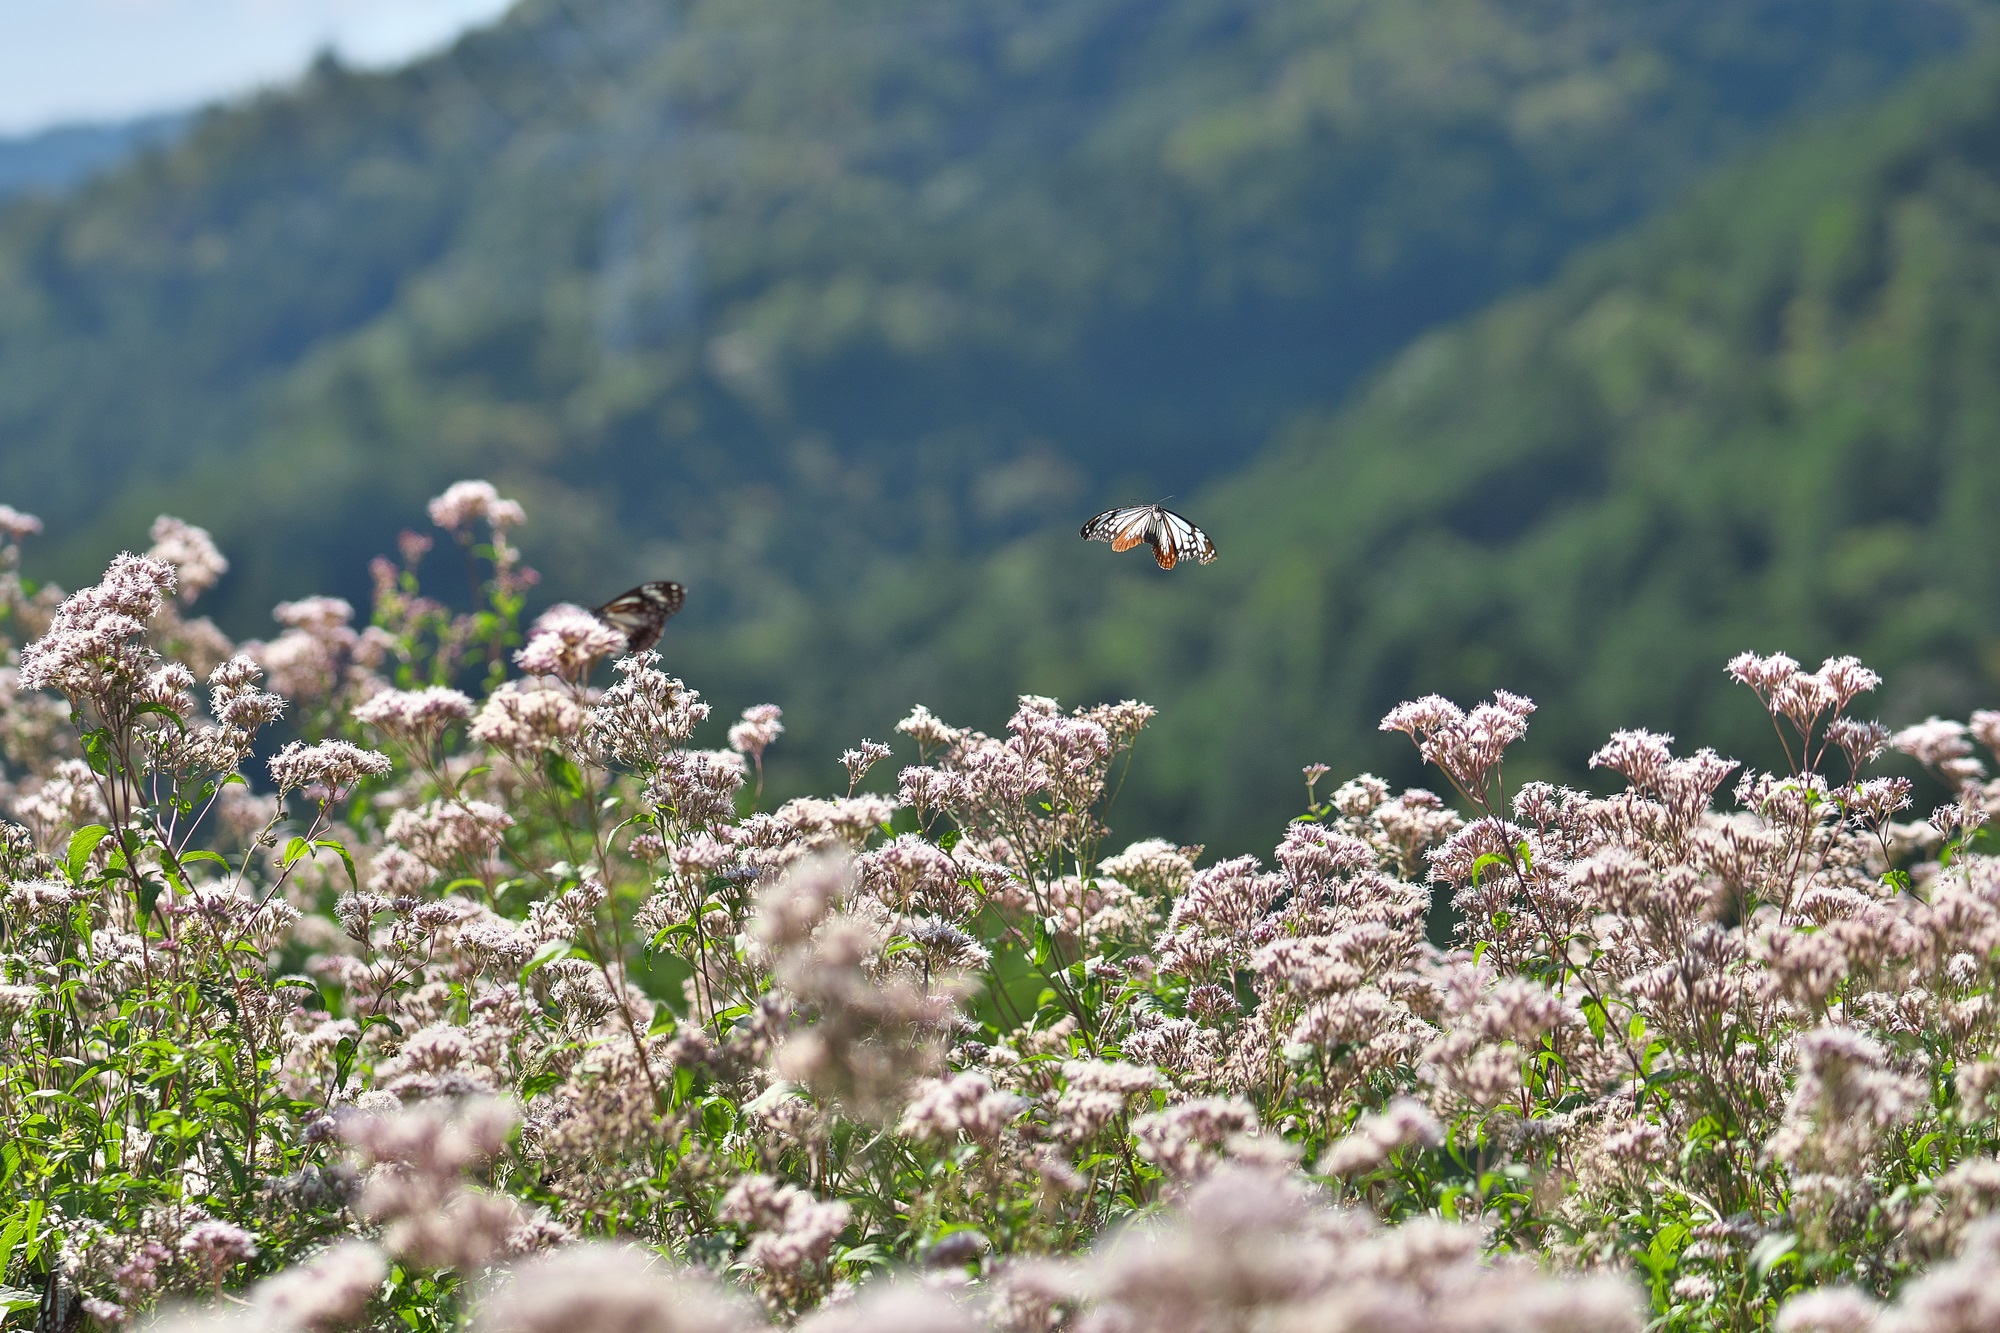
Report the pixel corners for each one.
[1082,505,1159,555]
[1155,507,1217,566]
[1084,504,1213,569]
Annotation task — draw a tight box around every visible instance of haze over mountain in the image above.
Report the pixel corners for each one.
[0,114,193,201]
[0,0,513,134]
[1,0,1996,851]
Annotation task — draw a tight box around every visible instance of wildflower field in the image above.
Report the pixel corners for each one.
[0,485,1996,1333]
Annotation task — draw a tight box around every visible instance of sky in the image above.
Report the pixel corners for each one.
[0,0,517,135]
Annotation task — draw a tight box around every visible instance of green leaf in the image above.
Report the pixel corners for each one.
[1639,1221,1689,1304]
[333,1036,359,1087]
[544,753,587,800]
[66,824,111,883]
[82,728,114,775]
[137,875,165,921]
[131,700,188,733]
[1581,996,1608,1042]
[313,838,359,890]
[649,922,696,952]
[0,1287,39,1314]
[520,939,577,981]
[0,1210,28,1282]
[1750,1232,1798,1277]
[836,1242,886,1268]
[939,828,961,852]
[282,836,310,870]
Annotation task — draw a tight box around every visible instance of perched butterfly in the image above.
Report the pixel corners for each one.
[591,580,686,654]
[1080,502,1217,570]
[37,1269,83,1333]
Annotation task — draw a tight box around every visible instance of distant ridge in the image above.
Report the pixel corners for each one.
[0,111,193,199]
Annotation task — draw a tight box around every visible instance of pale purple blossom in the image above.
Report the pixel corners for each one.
[351,684,469,744]
[268,739,392,794]
[18,552,176,702]
[895,704,965,751]
[180,1219,258,1282]
[729,703,786,762]
[839,739,893,789]
[1381,689,1534,795]
[1892,717,1983,785]
[472,680,586,753]
[429,480,526,535]
[145,515,229,601]
[1318,1097,1444,1177]
[251,1241,388,1330]
[514,603,627,678]
[0,504,42,542]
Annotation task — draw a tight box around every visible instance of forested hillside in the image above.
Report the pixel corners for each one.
[900,41,2000,851]
[3,0,1979,591]
[0,112,189,199]
[2,0,1997,851]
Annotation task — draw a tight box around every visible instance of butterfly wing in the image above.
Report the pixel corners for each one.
[1147,509,1178,569]
[1157,507,1217,566]
[38,1270,81,1333]
[592,580,685,654]
[1084,503,1214,568]
[1082,505,1135,543]
[1082,505,1159,554]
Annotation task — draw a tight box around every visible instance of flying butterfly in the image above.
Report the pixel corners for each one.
[591,580,686,655]
[1080,502,1217,570]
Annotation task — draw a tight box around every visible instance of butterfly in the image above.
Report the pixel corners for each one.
[36,1269,83,1333]
[1080,503,1217,570]
[591,581,686,654]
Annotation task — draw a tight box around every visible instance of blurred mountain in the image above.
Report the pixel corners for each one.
[0,112,191,199]
[899,40,2000,852]
[0,0,1995,848]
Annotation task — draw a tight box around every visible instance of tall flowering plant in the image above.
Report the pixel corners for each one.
[0,489,1994,1333]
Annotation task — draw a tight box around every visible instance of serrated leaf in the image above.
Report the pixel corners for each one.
[66,824,111,883]
[1581,997,1607,1041]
